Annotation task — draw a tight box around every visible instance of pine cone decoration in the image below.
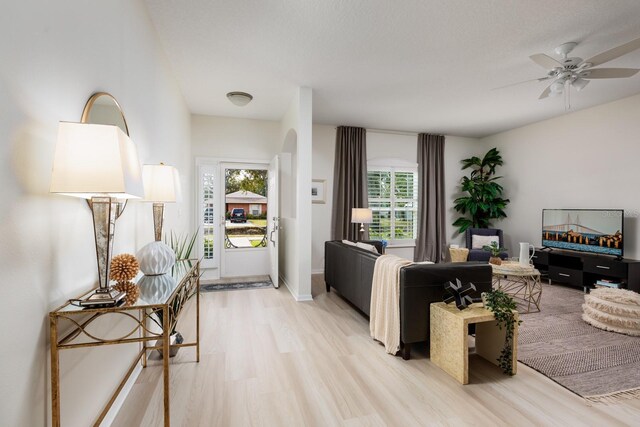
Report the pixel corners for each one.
[110,254,139,282]
[114,281,140,306]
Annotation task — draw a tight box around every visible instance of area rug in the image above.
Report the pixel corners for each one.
[200,279,273,292]
[517,283,640,403]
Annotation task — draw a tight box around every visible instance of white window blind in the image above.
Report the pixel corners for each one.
[367,168,418,242]
[202,172,215,260]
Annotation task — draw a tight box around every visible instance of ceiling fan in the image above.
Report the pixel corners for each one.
[503,37,640,99]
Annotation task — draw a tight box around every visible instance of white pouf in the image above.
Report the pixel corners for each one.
[137,241,176,275]
[582,287,640,337]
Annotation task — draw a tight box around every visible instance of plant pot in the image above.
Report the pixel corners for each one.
[156,332,184,358]
[489,256,502,265]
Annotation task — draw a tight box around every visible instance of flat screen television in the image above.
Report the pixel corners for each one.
[542,209,624,257]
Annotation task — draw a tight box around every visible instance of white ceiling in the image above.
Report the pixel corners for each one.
[144,0,640,138]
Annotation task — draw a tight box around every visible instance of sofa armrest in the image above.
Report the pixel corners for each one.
[357,240,384,254]
[324,240,380,314]
[399,262,492,345]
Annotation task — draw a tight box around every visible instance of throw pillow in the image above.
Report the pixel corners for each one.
[341,239,357,246]
[471,235,499,250]
[356,242,378,253]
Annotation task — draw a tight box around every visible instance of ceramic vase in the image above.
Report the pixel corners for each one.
[137,241,175,275]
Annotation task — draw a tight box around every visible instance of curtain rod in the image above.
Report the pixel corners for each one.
[332,127,419,137]
[366,128,418,137]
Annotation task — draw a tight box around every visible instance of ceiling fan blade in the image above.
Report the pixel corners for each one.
[492,76,551,90]
[584,37,640,67]
[538,84,552,99]
[582,68,640,79]
[529,53,563,69]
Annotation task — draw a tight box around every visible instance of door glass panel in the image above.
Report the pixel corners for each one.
[224,168,268,249]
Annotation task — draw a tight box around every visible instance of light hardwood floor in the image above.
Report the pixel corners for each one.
[113,275,640,426]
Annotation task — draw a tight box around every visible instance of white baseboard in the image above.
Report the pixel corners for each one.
[279,274,314,302]
[311,268,324,275]
[101,362,142,426]
[296,294,313,302]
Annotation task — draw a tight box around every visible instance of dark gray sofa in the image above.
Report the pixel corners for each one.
[324,240,492,359]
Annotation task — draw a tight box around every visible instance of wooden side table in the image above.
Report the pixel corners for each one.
[430,302,518,384]
[449,247,469,262]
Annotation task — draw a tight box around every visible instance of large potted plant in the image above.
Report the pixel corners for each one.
[453,148,510,233]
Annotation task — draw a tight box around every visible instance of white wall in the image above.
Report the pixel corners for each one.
[311,128,479,269]
[445,136,486,247]
[279,88,313,300]
[191,115,280,160]
[311,125,336,273]
[0,1,191,426]
[481,93,640,260]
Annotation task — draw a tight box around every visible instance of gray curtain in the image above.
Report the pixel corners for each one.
[415,133,446,262]
[331,126,369,241]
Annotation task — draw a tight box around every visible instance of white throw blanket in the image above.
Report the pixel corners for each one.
[370,255,413,354]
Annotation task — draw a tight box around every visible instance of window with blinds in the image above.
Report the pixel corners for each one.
[367,168,418,242]
[202,172,215,260]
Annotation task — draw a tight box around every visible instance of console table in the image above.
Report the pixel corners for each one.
[531,249,640,293]
[49,259,200,427]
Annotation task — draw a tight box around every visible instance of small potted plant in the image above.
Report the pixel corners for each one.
[483,241,507,265]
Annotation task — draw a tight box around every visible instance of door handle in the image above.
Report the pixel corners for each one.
[269,230,276,245]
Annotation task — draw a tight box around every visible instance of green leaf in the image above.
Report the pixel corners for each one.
[452,148,509,234]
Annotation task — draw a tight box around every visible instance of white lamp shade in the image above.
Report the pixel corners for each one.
[550,80,565,93]
[142,163,181,202]
[50,122,143,199]
[572,78,590,92]
[351,208,373,224]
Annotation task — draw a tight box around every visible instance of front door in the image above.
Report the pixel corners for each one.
[267,155,279,287]
[220,163,270,278]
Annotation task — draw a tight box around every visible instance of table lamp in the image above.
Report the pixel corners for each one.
[50,122,143,306]
[351,208,373,239]
[142,163,181,241]
[136,163,181,275]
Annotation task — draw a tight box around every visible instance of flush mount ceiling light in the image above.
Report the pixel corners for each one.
[226,91,253,107]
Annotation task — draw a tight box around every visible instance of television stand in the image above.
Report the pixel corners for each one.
[530,248,640,293]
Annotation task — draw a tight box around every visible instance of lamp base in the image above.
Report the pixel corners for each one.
[78,287,126,308]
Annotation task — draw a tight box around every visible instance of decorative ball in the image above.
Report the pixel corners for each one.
[114,281,140,306]
[138,274,177,304]
[137,241,176,275]
[110,254,140,282]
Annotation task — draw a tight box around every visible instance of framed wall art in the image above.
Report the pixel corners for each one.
[311,179,326,204]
